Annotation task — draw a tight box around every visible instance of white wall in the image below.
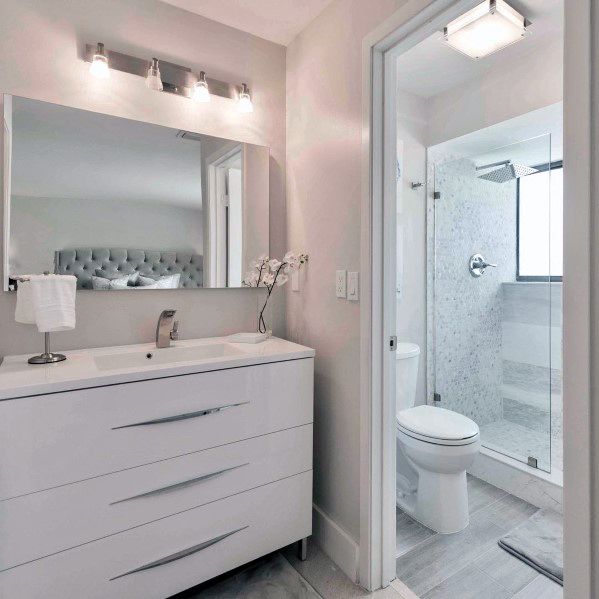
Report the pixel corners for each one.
[396,89,428,406]
[10,196,203,276]
[286,0,406,548]
[0,0,286,358]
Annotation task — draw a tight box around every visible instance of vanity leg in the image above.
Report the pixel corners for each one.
[297,537,308,561]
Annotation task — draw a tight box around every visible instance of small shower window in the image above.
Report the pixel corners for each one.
[516,161,563,281]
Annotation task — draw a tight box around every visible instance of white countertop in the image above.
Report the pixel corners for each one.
[0,336,315,401]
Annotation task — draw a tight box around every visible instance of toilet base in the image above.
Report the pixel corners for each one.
[414,469,469,534]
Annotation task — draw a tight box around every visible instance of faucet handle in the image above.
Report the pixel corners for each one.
[170,320,180,341]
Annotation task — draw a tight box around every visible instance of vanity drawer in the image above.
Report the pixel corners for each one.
[0,425,312,571]
[0,471,312,599]
[0,357,313,498]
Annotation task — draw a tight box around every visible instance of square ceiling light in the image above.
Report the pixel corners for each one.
[444,0,528,59]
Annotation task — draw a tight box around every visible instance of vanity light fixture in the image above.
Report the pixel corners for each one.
[145,58,163,91]
[444,0,528,59]
[84,43,253,109]
[192,71,211,103]
[238,83,253,113]
[89,42,109,78]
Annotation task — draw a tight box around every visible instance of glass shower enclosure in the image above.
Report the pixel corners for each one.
[428,134,562,475]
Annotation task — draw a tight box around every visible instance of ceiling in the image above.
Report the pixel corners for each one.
[396,0,563,98]
[158,0,335,46]
[11,97,233,208]
[431,102,563,167]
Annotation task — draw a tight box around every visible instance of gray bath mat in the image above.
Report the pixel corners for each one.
[498,509,563,585]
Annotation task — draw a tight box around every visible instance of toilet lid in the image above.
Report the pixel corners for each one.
[397,405,479,441]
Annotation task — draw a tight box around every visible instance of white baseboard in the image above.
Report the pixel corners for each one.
[312,503,360,583]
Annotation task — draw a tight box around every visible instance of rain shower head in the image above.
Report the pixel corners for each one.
[476,160,538,183]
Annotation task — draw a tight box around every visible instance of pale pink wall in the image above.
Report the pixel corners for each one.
[0,0,286,358]
[286,0,405,541]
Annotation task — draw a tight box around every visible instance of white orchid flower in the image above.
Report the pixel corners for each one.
[269,258,283,272]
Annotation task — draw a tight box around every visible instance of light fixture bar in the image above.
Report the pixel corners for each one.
[84,43,239,100]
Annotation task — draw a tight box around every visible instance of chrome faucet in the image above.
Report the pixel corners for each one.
[156,309,178,348]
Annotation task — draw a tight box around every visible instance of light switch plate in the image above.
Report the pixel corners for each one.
[347,271,359,301]
[291,271,300,291]
[336,270,347,298]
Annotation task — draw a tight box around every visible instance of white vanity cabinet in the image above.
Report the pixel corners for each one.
[0,337,314,599]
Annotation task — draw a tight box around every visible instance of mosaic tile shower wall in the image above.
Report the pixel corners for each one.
[432,158,517,425]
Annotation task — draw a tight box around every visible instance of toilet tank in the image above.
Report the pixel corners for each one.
[396,343,420,413]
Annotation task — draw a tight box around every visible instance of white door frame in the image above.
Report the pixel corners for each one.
[360,0,594,595]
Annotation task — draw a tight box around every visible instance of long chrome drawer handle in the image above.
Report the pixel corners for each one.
[110,462,250,505]
[110,525,249,581]
[111,401,250,430]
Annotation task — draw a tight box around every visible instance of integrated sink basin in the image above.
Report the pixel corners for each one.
[93,343,244,371]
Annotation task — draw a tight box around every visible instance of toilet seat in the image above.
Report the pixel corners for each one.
[396,405,479,446]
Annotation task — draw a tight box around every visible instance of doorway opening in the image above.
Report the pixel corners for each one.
[378,1,565,596]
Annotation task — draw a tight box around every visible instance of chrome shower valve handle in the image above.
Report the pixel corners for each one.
[469,254,497,277]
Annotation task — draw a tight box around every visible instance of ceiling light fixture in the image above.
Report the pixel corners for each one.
[444,0,528,59]
[238,83,253,113]
[145,58,163,91]
[89,42,109,78]
[192,71,211,103]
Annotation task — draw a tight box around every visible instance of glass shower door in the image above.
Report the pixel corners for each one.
[430,134,558,473]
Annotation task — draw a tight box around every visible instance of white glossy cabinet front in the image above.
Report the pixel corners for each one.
[0,356,314,598]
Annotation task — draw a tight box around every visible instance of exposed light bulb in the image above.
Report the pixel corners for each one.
[192,71,210,103]
[146,58,163,91]
[238,83,253,113]
[89,42,109,79]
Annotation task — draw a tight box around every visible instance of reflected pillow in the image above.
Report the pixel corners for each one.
[91,275,130,290]
[95,269,139,286]
[137,274,181,289]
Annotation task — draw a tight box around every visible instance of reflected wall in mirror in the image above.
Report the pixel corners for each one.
[3,94,269,291]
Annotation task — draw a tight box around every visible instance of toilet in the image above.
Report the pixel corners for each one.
[395,343,480,534]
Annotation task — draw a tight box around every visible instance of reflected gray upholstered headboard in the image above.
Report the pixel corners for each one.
[54,248,203,290]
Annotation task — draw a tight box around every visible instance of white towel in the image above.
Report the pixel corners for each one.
[15,275,77,332]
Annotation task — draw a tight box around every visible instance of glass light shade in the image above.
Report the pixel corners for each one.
[146,59,163,91]
[192,72,210,103]
[89,43,109,79]
[444,0,526,59]
[238,84,253,113]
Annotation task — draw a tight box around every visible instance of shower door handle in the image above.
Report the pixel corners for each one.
[469,254,496,277]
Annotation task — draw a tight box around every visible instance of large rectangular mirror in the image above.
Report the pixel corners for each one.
[2,95,269,291]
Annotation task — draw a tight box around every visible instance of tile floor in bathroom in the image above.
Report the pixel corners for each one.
[172,542,410,599]
[169,475,562,599]
[395,474,563,599]
[480,419,563,474]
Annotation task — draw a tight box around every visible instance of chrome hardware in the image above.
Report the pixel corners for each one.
[297,538,308,561]
[170,320,180,342]
[433,191,441,200]
[469,254,497,277]
[411,182,423,189]
[111,401,250,430]
[433,392,441,403]
[110,463,250,504]
[110,526,249,580]
[156,309,177,348]
[389,336,398,351]
[527,456,538,469]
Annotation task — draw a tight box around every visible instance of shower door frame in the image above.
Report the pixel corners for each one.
[363,0,593,596]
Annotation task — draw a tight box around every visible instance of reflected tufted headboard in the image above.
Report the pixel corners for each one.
[54,248,203,290]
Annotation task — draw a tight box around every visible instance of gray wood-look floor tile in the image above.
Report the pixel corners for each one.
[512,575,563,598]
[421,564,512,599]
[395,509,435,557]
[467,474,507,514]
[396,509,506,596]
[474,545,538,594]
[396,476,540,598]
